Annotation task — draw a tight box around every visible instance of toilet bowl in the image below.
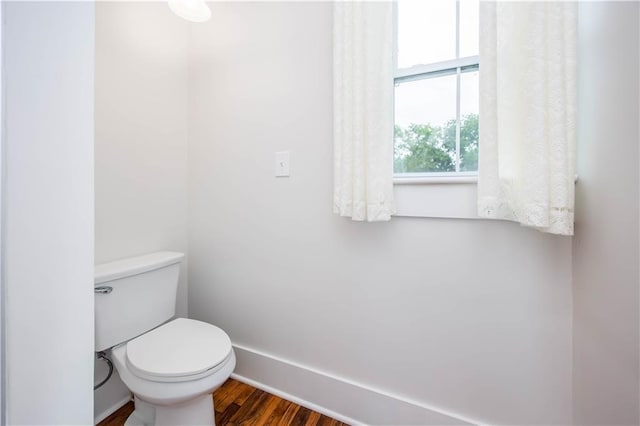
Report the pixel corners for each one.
[95,252,235,425]
[111,318,236,425]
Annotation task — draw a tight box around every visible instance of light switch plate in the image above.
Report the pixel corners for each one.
[275,151,290,177]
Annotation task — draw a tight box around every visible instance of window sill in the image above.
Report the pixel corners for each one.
[393,175,578,219]
[393,173,478,185]
[393,175,478,219]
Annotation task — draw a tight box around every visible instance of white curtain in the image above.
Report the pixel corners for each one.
[333,1,395,221]
[478,2,577,235]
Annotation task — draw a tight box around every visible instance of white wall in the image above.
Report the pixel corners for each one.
[0,2,5,422]
[573,2,640,424]
[187,3,573,424]
[3,2,95,424]
[94,2,189,422]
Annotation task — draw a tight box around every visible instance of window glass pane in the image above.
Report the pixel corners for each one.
[397,0,456,68]
[459,0,479,58]
[394,75,457,173]
[459,70,479,172]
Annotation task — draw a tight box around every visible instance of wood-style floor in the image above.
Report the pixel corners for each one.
[98,378,349,426]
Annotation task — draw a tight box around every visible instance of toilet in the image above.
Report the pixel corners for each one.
[94,251,236,426]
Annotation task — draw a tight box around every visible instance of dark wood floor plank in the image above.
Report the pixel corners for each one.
[291,406,312,426]
[216,402,241,426]
[316,417,339,426]
[214,378,239,398]
[214,379,242,412]
[314,415,331,426]
[280,402,301,425]
[98,401,133,426]
[305,410,321,426]
[233,381,257,406]
[98,378,348,426]
[262,397,292,426]
[228,388,267,424]
[213,378,235,398]
[249,393,281,425]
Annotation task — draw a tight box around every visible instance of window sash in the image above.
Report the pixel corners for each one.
[395,56,479,81]
[393,0,479,176]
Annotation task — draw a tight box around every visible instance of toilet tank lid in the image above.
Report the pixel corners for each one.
[95,251,184,284]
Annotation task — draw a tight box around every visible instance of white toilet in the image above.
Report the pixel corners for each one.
[94,251,236,426]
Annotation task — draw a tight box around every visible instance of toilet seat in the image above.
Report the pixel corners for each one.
[125,318,232,383]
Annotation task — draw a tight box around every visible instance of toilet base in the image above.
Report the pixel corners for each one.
[125,393,215,426]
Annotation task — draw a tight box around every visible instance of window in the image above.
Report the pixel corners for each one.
[393,0,479,179]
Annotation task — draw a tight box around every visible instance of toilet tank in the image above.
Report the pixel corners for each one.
[94,251,184,352]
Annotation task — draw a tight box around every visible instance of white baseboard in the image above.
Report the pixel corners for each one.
[231,373,361,425]
[94,395,131,425]
[231,344,481,426]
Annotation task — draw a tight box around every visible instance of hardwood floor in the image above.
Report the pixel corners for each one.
[98,378,349,426]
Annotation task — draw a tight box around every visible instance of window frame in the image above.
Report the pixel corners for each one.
[392,0,480,184]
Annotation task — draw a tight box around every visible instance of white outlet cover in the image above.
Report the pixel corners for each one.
[275,151,290,177]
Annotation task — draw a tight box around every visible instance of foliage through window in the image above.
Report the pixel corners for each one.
[394,0,479,176]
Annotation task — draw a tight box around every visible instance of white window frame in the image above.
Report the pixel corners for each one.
[392,0,480,186]
[392,0,480,218]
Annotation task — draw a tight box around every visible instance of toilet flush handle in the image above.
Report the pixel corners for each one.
[94,286,113,294]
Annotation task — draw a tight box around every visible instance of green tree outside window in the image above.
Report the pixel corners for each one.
[394,113,478,173]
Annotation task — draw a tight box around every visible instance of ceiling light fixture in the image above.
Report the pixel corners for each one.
[168,0,211,23]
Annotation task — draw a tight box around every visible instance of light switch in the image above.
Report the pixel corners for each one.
[275,151,290,177]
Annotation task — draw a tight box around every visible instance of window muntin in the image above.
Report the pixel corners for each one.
[394,0,479,178]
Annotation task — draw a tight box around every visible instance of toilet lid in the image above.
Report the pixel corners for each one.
[126,318,232,381]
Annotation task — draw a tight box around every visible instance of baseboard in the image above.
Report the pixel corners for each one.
[231,344,482,426]
[231,373,361,425]
[94,395,131,425]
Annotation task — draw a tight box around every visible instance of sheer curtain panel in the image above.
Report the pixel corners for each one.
[333,1,395,221]
[478,2,577,235]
